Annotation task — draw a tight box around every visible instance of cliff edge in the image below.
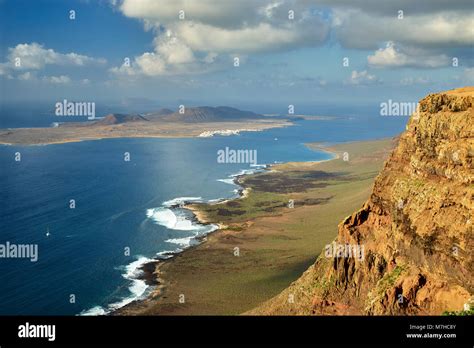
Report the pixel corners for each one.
[250,87,473,315]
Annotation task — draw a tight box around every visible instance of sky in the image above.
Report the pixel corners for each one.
[0,0,473,112]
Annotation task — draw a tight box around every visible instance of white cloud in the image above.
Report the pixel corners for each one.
[118,0,321,31]
[112,0,473,77]
[119,0,262,29]
[42,75,71,84]
[332,10,474,50]
[111,0,329,76]
[130,52,166,76]
[314,0,474,16]
[326,2,474,70]
[110,32,209,77]
[110,49,216,77]
[346,70,379,85]
[368,42,450,68]
[155,34,195,64]
[171,20,327,54]
[4,43,106,70]
[0,43,106,82]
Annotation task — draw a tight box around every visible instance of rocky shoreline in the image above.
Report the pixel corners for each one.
[112,167,268,315]
[110,137,394,315]
[112,143,342,315]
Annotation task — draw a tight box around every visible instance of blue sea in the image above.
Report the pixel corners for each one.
[0,106,407,315]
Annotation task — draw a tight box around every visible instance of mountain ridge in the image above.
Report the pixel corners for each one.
[159,106,261,123]
[90,106,264,124]
[93,113,148,125]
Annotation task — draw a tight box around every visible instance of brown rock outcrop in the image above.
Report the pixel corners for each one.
[250,87,473,315]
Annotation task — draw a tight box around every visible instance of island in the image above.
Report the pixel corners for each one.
[0,106,292,145]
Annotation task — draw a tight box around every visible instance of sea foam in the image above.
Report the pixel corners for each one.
[217,178,236,185]
[146,207,213,232]
[162,196,203,207]
[165,236,199,247]
[80,256,153,316]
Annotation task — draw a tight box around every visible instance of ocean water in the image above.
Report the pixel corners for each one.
[0,114,407,315]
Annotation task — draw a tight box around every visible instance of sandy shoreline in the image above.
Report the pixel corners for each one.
[112,171,264,314]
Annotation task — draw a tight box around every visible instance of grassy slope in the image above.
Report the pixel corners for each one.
[119,138,395,315]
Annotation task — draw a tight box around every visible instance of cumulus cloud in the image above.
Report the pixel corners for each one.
[4,43,106,70]
[322,0,474,69]
[368,42,450,68]
[155,34,195,64]
[332,10,474,50]
[110,32,221,77]
[114,52,166,76]
[314,0,474,16]
[171,19,328,54]
[346,70,379,85]
[123,0,329,53]
[119,0,262,29]
[111,0,473,77]
[0,43,106,82]
[111,0,329,76]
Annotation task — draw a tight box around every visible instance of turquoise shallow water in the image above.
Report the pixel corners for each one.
[0,116,406,315]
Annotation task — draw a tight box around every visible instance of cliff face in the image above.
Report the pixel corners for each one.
[251,87,473,315]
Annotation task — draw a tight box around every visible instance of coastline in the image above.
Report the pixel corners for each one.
[113,137,396,315]
[0,119,292,146]
[0,131,264,146]
[110,166,267,315]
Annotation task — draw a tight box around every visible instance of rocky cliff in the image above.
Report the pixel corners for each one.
[251,87,473,315]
